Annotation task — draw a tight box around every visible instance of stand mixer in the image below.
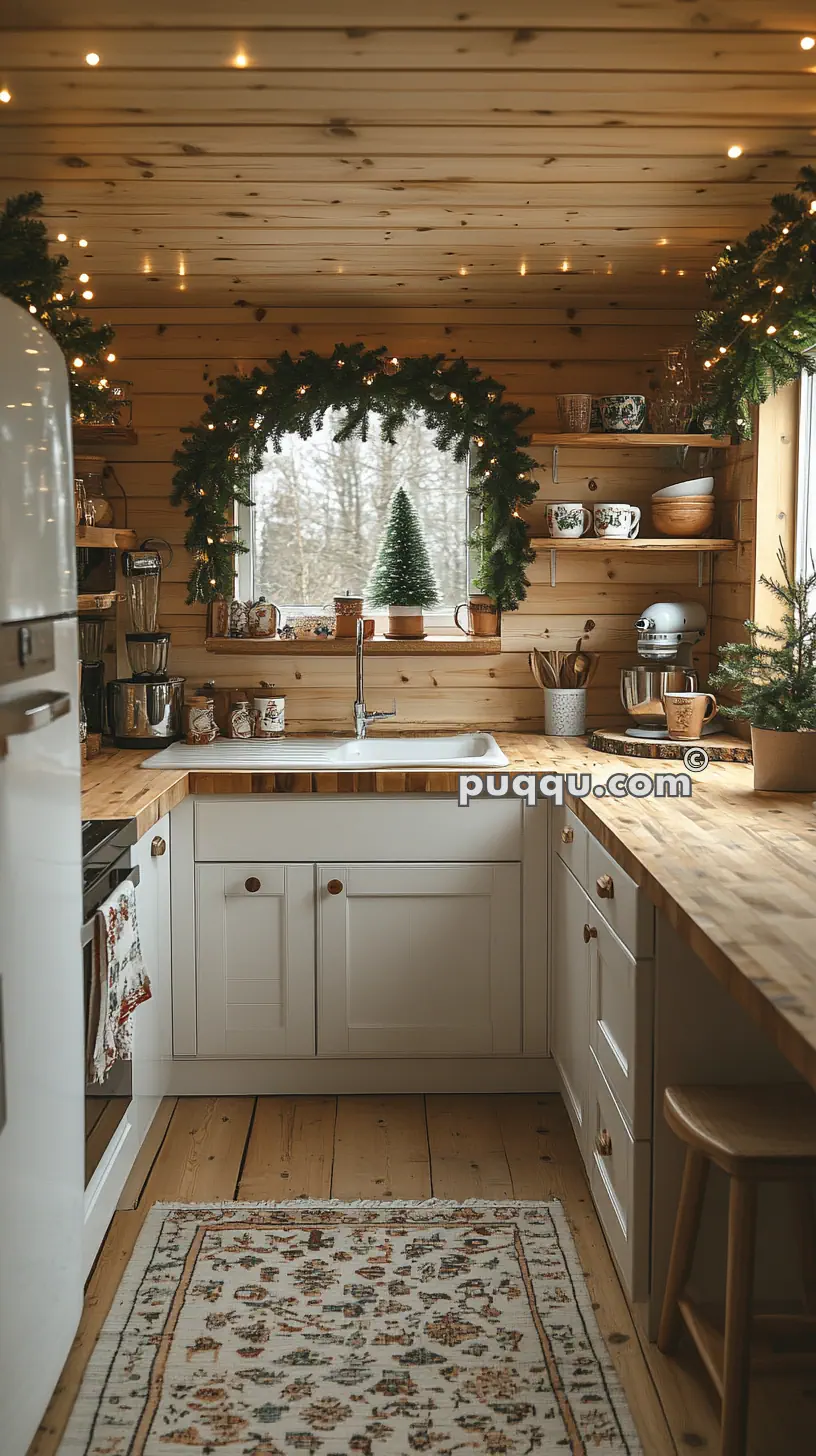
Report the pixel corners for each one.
[620,600,709,738]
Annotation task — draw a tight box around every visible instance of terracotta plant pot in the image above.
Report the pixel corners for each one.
[651,496,715,537]
[751,726,816,792]
[385,605,425,639]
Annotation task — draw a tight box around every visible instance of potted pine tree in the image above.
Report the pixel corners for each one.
[710,547,816,791]
[368,485,440,639]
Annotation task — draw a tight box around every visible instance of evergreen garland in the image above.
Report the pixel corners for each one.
[171,343,537,609]
[709,546,816,731]
[0,191,120,424]
[695,166,816,439]
[367,486,440,609]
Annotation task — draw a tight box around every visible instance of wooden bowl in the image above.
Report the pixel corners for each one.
[651,496,715,537]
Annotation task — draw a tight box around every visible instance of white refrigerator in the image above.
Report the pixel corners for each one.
[0,296,84,1454]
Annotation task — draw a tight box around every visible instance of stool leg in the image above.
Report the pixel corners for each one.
[721,1177,757,1456]
[792,1180,816,1314]
[658,1148,709,1354]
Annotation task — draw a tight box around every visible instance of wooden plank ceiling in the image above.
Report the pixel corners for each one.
[0,1,814,310]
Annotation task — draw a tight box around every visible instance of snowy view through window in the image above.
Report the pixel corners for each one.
[251,411,470,612]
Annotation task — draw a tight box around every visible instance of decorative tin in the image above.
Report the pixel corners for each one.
[186,694,218,745]
[207,596,230,637]
[228,599,250,637]
[248,597,279,637]
[253,692,285,737]
[227,698,254,739]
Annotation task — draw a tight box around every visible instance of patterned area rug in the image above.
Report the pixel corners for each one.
[60,1200,642,1455]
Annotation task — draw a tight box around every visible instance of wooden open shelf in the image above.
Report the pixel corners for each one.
[530,433,730,448]
[75,524,138,549]
[78,591,121,613]
[205,634,501,656]
[530,537,737,553]
[73,425,137,446]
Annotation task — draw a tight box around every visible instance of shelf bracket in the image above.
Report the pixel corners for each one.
[550,549,557,588]
[551,445,559,485]
[697,551,704,589]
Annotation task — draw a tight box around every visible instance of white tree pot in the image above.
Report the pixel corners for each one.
[544,687,587,737]
[385,604,425,639]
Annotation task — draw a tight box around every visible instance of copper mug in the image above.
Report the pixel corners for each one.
[454,594,498,637]
[663,690,717,740]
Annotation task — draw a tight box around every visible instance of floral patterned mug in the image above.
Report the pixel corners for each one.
[545,502,592,538]
[593,503,641,539]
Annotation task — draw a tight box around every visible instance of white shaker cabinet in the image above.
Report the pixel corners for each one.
[131,812,172,1140]
[196,862,315,1057]
[550,854,591,1154]
[317,862,522,1057]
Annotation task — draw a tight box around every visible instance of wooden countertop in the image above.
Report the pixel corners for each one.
[82,735,816,1088]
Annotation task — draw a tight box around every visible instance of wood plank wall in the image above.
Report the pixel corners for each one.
[98,304,719,732]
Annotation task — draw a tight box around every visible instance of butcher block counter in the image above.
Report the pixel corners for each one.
[82,735,816,1089]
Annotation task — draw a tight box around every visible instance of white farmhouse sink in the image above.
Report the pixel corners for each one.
[143,733,508,772]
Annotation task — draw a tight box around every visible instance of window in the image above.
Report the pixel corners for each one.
[798,367,816,574]
[237,411,473,628]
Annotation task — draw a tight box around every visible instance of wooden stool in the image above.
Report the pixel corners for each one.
[658,1083,816,1456]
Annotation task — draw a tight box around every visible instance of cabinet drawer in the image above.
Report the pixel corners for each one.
[589,1053,651,1302]
[588,836,654,957]
[589,915,653,1138]
[195,797,522,863]
[553,804,588,887]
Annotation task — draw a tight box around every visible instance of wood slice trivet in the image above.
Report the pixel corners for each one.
[588,729,753,763]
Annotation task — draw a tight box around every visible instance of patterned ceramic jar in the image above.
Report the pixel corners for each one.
[248,597,279,637]
[186,695,218,745]
[228,599,250,637]
[544,687,586,737]
[598,394,647,433]
[227,698,254,739]
[545,502,592,538]
[254,694,285,737]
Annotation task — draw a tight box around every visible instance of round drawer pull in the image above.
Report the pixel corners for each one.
[596,873,614,899]
[583,923,598,943]
[327,879,344,896]
[560,827,574,845]
[151,835,166,857]
[245,876,261,893]
[595,1129,613,1157]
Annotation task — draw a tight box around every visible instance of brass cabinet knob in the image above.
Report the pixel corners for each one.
[560,827,574,844]
[596,873,614,899]
[595,1129,613,1157]
[245,876,261,893]
[327,879,344,896]
[583,923,598,944]
[151,835,166,857]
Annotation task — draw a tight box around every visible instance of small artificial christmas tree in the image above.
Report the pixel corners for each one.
[368,485,439,637]
[0,191,120,424]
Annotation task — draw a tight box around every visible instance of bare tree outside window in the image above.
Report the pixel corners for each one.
[251,411,469,611]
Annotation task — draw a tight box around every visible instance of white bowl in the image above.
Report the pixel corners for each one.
[652,475,714,500]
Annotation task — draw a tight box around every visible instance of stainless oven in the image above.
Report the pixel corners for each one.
[81,818,139,1186]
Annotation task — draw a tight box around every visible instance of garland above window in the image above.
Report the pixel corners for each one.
[694,166,816,440]
[171,343,537,610]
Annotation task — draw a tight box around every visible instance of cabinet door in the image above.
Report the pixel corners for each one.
[589,909,653,1139]
[550,856,591,1152]
[131,813,172,1135]
[317,862,521,1056]
[196,863,315,1057]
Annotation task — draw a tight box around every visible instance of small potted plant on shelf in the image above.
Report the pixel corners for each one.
[368,485,440,639]
[709,546,816,791]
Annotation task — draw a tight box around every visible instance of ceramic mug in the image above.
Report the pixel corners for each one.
[454,594,499,637]
[599,393,647,433]
[593,503,641,539]
[253,694,285,737]
[663,691,717,740]
[546,502,591,538]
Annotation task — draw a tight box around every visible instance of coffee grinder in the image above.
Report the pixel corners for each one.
[107,547,184,748]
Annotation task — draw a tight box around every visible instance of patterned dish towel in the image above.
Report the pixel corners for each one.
[86,877,151,1085]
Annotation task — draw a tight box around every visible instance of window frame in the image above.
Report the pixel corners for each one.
[797,366,816,576]
[235,439,481,633]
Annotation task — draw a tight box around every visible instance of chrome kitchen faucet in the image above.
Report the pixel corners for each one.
[353,616,397,738]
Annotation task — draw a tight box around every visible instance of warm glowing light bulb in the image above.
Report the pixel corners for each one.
[0,89,11,104]
[703,360,712,369]
[719,346,727,354]
[106,351,116,362]
[656,237,669,247]
[78,272,90,283]
[233,52,248,67]
[560,260,569,272]
[676,269,686,277]
[72,357,84,368]
[774,284,784,293]
[801,36,815,50]
[85,52,100,66]
[741,313,752,322]
[727,144,743,159]
[57,232,67,242]
[82,289,94,300]
[811,201,816,213]
[519,261,527,276]
[78,237,88,248]
[458,266,468,276]
[28,305,37,314]
[766,324,777,335]
[98,377,108,388]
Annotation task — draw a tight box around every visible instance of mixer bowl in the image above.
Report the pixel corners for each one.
[620,665,698,726]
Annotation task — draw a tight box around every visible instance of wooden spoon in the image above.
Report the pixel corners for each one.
[529,650,559,690]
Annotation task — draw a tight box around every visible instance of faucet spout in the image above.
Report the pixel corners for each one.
[353,615,397,739]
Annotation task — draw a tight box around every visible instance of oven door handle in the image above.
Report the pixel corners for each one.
[81,864,141,946]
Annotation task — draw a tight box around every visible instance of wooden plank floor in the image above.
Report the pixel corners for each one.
[29,1093,808,1456]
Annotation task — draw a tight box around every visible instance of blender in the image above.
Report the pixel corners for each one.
[78,616,107,736]
[620,601,710,738]
[107,546,184,748]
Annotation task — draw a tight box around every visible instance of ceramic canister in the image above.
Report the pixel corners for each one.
[227,696,255,739]
[186,695,218,745]
[248,597,279,637]
[254,693,285,737]
[207,596,230,638]
[228,598,250,637]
